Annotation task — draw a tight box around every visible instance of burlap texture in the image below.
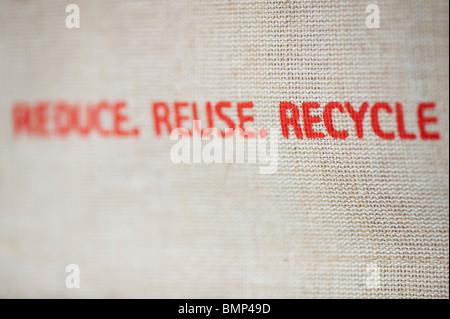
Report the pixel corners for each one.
[0,0,448,298]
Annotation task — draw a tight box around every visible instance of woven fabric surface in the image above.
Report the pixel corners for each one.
[0,0,448,298]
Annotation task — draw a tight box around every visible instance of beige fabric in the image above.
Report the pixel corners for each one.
[0,0,448,298]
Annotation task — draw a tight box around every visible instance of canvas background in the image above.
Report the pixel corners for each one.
[0,0,448,298]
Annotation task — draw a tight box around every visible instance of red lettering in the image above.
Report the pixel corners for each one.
[302,102,325,139]
[279,102,303,139]
[323,102,348,139]
[114,101,137,136]
[32,102,49,137]
[206,102,214,128]
[215,101,236,136]
[418,102,440,140]
[371,102,395,140]
[93,101,111,136]
[174,101,189,129]
[237,101,255,138]
[395,103,416,139]
[72,103,93,136]
[344,102,369,139]
[54,102,72,136]
[152,102,172,136]
[12,103,31,136]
